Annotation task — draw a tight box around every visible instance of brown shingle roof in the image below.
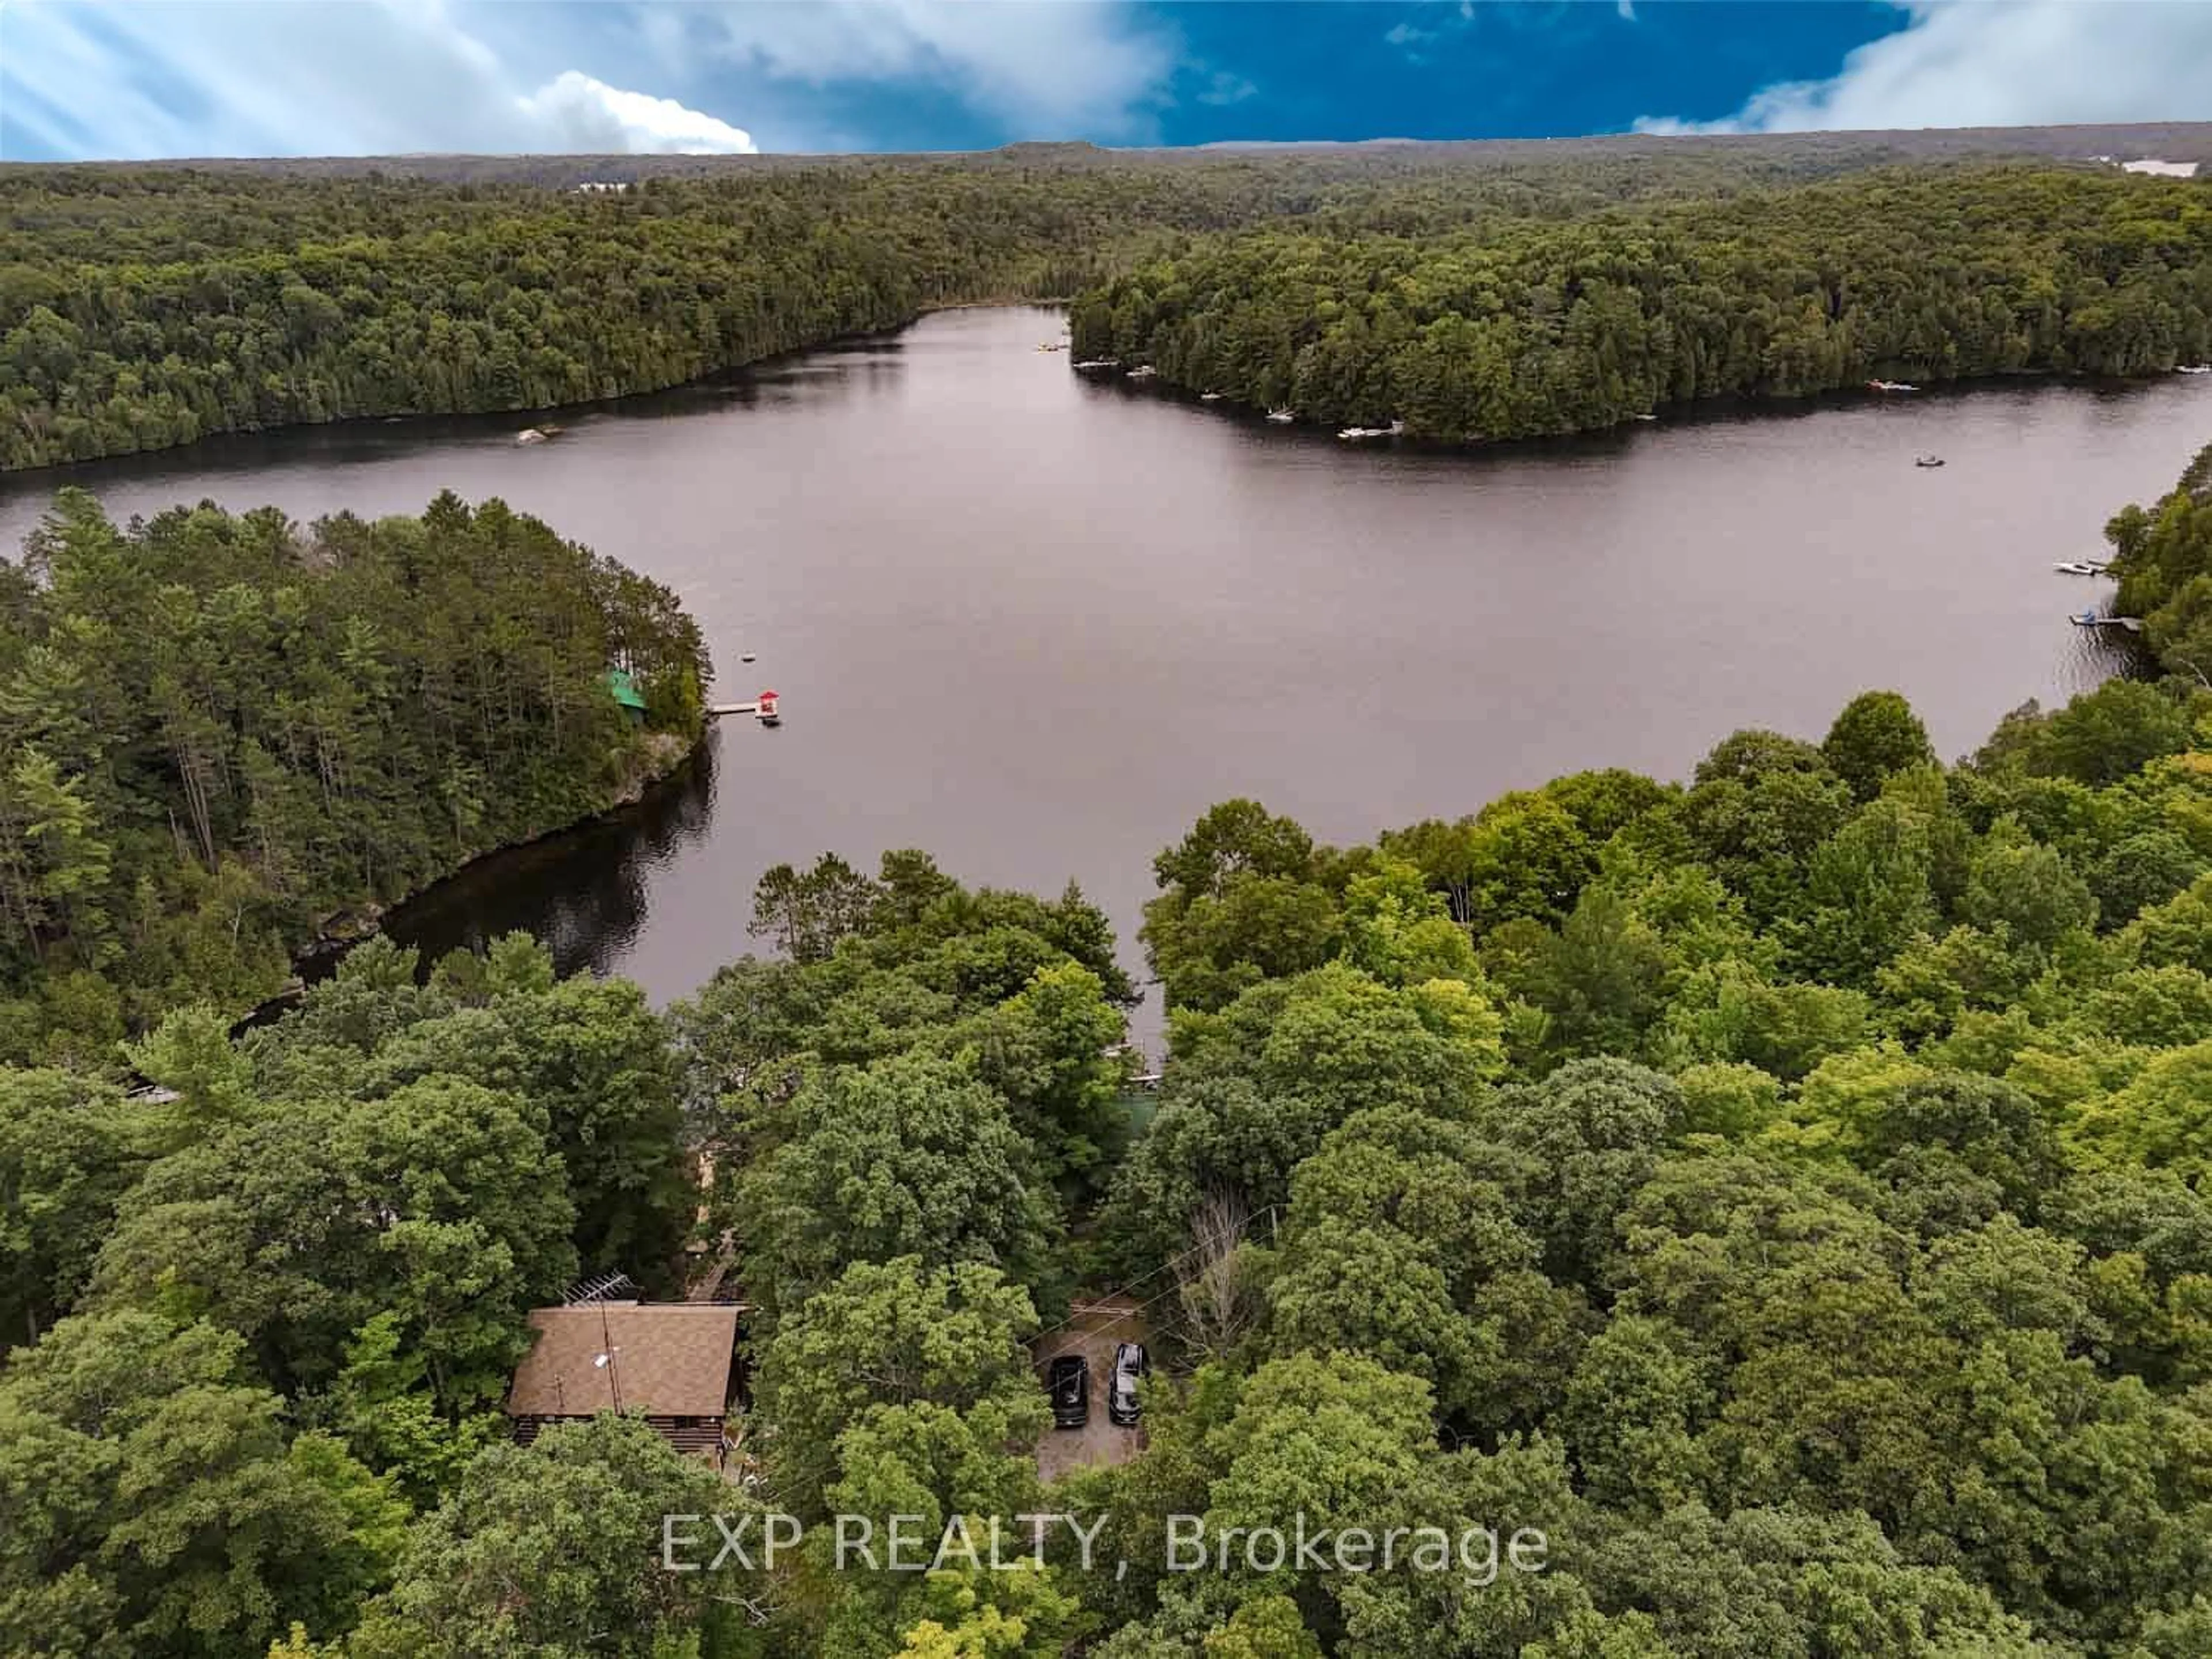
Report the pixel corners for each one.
[506,1303,740,1419]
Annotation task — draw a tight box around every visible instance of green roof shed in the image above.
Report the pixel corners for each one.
[605,668,649,718]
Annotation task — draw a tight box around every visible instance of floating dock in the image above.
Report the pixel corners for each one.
[708,689,782,724]
[2070,613,2145,632]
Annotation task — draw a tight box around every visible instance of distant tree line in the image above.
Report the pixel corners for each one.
[6,147,2202,468]
[0,490,706,1062]
[1070,165,2212,435]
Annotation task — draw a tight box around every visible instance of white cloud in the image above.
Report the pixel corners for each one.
[671,1,1179,139]
[0,0,753,158]
[1637,1,2212,135]
[516,71,755,153]
[0,0,1190,160]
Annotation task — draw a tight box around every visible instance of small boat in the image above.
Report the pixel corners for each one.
[1266,408,1296,423]
[2070,610,2101,627]
[1915,456,1945,468]
[1869,379,1920,393]
[2053,562,2102,576]
[514,427,548,445]
[740,652,757,664]
[1200,391,1225,402]
[1071,359,1120,371]
[1337,425,1392,440]
[1632,412,1658,422]
[2178,364,2211,374]
[1126,365,1158,380]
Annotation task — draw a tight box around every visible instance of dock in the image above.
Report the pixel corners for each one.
[2070,613,2145,632]
[708,689,782,725]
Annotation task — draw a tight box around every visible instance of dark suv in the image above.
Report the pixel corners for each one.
[1047,1355,1089,1428]
[1108,1342,1149,1426]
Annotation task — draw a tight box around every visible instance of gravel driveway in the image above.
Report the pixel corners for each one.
[1033,1293,1150,1483]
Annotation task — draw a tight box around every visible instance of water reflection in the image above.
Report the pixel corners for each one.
[374,734,720,982]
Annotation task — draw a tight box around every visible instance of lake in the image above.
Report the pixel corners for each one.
[5,306,2207,1042]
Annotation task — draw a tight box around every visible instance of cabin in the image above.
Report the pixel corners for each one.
[604,668,649,726]
[505,1302,744,1463]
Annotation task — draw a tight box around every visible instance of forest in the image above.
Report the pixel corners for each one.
[5,448,2212,1656]
[4,139,2207,468]
[0,490,707,1063]
[1068,165,2212,437]
[2116,441,2212,687]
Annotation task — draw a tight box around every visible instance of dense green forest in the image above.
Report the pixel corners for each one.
[0,164,1169,468]
[1069,164,2212,436]
[0,490,706,1063]
[8,130,2212,1657]
[2116,441,2212,685]
[6,139,2207,468]
[7,450,2212,1655]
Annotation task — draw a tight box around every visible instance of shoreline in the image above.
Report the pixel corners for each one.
[0,298,1074,483]
[1079,358,2212,448]
[232,726,708,1032]
[6,300,2200,488]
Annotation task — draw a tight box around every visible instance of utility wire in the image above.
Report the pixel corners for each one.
[1028,1202,1277,1346]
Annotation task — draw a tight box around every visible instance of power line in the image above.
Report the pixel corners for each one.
[1028,1202,1277,1346]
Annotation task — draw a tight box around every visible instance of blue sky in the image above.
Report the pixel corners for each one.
[3,1,2209,162]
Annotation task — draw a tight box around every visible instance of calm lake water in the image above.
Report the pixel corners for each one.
[6,306,2209,1036]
